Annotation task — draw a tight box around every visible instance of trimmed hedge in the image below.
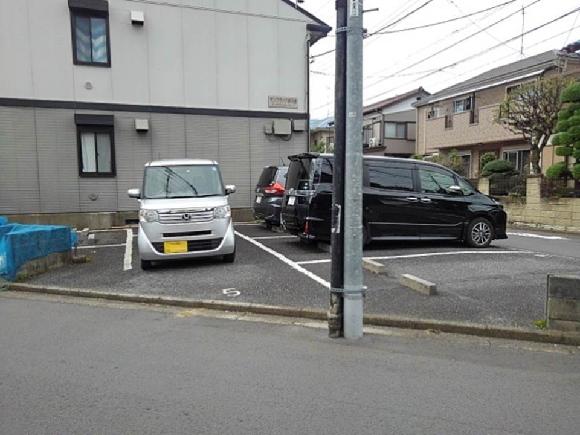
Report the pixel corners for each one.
[546,162,570,179]
[574,163,580,180]
[561,82,580,103]
[481,159,515,177]
[555,146,573,157]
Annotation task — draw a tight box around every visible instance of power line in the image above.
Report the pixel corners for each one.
[364,0,543,90]
[372,0,517,34]
[364,5,580,103]
[310,0,437,60]
[368,0,437,36]
[361,0,514,87]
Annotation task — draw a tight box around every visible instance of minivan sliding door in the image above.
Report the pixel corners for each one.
[363,161,422,239]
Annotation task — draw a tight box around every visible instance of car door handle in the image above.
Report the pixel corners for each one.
[406,197,419,202]
[420,198,432,203]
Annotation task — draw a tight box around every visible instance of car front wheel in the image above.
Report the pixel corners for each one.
[466,217,494,248]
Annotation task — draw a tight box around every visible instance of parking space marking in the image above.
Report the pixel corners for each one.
[222,288,241,297]
[507,232,567,240]
[295,250,533,265]
[123,229,133,271]
[252,236,296,240]
[77,243,127,249]
[234,231,331,289]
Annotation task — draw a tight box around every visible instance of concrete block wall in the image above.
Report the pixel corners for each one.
[547,275,580,333]
[480,176,580,233]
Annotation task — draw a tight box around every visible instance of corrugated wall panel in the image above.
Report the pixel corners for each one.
[0,107,40,213]
[35,108,80,213]
[79,179,119,212]
[151,114,187,160]
[115,112,152,211]
[218,118,251,208]
[185,116,219,161]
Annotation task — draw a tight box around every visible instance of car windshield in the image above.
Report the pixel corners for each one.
[143,165,224,199]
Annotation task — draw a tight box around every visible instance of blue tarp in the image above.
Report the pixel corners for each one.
[0,217,77,281]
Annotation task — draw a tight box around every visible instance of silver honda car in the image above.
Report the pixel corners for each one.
[128,159,236,270]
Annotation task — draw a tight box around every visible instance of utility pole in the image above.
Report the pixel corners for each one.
[329,0,347,338]
[329,0,364,339]
[343,0,364,339]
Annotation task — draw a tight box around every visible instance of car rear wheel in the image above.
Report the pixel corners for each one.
[140,259,153,270]
[466,217,494,248]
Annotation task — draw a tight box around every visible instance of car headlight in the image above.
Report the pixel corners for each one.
[139,209,159,223]
[214,205,231,219]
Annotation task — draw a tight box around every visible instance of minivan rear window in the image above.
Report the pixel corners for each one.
[287,158,313,190]
[275,167,288,187]
[257,167,278,187]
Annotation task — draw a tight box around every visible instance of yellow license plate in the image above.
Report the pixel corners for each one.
[164,241,188,254]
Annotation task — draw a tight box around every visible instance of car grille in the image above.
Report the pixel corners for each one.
[158,209,214,224]
[152,238,223,253]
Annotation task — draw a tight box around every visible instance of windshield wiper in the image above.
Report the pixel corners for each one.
[162,166,199,196]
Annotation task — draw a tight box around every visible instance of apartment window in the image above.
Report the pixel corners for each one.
[384,122,406,139]
[70,0,111,66]
[75,114,115,177]
[427,106,441,119]
[453,97,472,113]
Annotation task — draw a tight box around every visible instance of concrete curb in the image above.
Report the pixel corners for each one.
[8,283,580,347]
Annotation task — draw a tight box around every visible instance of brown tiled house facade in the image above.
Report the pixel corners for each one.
[415,50,580,178]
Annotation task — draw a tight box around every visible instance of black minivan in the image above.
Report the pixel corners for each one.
[281,153,507,248]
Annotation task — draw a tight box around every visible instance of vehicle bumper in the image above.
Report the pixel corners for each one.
[138,219,236,261]
[492,209,508,240]
[253,198,283,225]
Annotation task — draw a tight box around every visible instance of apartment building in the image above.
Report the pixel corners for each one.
[363,87,430,156]
[0,0,329,223]
[415,50,580,178]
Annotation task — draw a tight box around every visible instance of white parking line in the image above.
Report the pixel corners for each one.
[234,223,261,226]
[295,250,533,265]
[507,232,567,240]
[252,236,296,240]
[235,231,331,289]
[123,229,133,271]
[77,243,127,249]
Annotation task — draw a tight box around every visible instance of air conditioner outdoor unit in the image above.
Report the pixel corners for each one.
[369,137,378,147]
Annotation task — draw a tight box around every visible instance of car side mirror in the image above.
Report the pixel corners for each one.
[127,188,141,199]
[225,185,237,195]
[447,185,463,195]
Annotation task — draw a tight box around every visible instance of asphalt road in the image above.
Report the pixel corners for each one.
[1,294,579,435]
[27,224,580,329]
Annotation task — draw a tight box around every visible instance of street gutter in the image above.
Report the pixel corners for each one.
[7,283,580,347]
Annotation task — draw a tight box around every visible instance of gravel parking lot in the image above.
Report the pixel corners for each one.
[26,223,580,329]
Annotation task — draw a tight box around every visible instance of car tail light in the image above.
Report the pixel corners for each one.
[264,182,285,196]
[304,221,310,235]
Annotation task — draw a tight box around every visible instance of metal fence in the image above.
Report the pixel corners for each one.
[541,178,580,198]
[489,174,527,197]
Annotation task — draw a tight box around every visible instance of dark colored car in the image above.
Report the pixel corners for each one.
[253,165,288,228]
[281,153,507,248]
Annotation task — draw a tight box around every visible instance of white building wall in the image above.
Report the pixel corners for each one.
[0,0,313,113]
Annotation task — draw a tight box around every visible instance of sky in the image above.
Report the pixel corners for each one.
[299,0,580,119]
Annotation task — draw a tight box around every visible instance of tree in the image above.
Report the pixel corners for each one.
[551,81,580,180]
[496,77,570,175]
[310,140,326,153]
[430,149,466,176]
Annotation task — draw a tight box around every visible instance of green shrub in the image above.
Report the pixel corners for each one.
[561,82,580,103]
[575,141,580,149]
[410,154,423,160]
[574,163,580,180]
[545,162,570,179]
[555,132,572,145]
[480,152,497,169]
[556,119,571,133]
[573,149,580,160]
[555,145,573,157]
[569,125,580,142]
[481,159,515,177]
